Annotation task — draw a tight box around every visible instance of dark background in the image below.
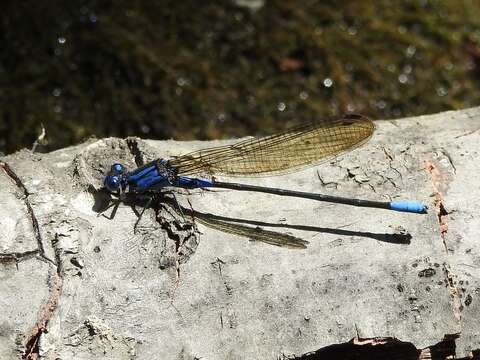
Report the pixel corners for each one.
[2,0,480,155]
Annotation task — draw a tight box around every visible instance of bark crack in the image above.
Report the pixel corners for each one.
[0,250,40,266]
[425,159,462,322]
[126,137,148,167]
[0,161,64,359]
[22,272,62,360]
[154,203,198,288]
[0,161,53,265]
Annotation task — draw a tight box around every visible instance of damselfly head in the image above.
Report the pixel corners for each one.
[103,163,127,193]
[104,174,122,192]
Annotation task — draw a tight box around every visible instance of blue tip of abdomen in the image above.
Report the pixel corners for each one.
[389,201,428,214]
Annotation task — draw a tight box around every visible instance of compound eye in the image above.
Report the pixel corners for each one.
[110,163,125,175]
[104,175,121,192]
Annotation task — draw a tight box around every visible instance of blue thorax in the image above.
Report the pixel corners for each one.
[103,159,214,194]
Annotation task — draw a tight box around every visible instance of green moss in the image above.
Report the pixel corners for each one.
[1,0,480,154]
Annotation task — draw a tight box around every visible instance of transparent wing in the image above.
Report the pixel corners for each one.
[191,210,309,249]
[169,114,374,177]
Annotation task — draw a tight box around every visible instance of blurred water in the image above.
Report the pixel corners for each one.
[1,1,480,154]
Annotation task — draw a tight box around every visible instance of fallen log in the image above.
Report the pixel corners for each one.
[1,107,479,359]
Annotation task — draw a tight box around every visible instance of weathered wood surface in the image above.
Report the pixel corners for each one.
[1,107,479,359]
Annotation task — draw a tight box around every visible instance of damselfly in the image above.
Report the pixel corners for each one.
[102,114,427,246]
